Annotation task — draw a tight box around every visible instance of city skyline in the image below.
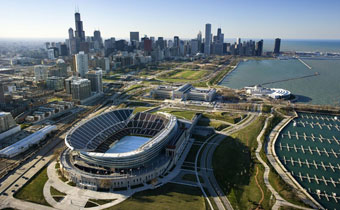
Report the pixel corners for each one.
[0,0,340,40]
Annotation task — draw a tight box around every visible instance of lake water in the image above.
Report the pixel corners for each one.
[274,112,340,210]
[220,59,340,105]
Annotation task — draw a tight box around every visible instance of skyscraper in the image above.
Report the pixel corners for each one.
[74,12,85,42]
[174,36,180,47]
[75,51,89,77]
[197,31,202,52]
[204,23,211,55]
[217,28,224,44]
[190,39,199,55]
[156,37,165,50]
[274,38,281,55]
[130,32,139,43]
[143,38,152,52]
[93,30,103,49]
[68,28,77,54]
[236,38,241,45]
[255,40,263,56]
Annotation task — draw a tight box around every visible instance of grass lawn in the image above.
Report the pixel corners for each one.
[50,186,66,196]
[182,174,204,183]
[67,181,76,186]
[105,183,205,210]
[133,106,153,114]
[202,112,245,124]
[184,144,201,163]
[213,116,275,210]
[157,70,210,83]
[262,105,272,113]
[159,108,198,120]
[208,66,232,86]
[197,119,229,131]
[14,167,51,206]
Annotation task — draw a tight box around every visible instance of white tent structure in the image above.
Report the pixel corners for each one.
[0,125,57,158]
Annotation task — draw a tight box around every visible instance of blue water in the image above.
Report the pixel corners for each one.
[275,113,340,210]
[220,59,340,105]
[105,136,150,153]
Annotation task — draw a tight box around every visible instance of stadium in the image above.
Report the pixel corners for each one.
[60,109,191,191]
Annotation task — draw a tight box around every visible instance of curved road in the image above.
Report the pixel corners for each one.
[195,113,257,210]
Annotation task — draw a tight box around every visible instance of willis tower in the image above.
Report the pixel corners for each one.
[74,12,85,42]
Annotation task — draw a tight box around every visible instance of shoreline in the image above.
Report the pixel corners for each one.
[217,60,242,86]
[217,57,275,86]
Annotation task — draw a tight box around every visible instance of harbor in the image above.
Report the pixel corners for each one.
[275,112,340,209]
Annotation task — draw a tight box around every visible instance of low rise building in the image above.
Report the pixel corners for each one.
[46,76,64,91]
[151,84,216,102]
[0,112,21,140]
[244,85,291,99]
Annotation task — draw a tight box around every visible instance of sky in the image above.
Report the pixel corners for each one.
[0,0,339,40]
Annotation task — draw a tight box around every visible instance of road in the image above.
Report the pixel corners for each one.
[195,113,258,210]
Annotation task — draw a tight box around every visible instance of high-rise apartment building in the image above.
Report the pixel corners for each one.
[75,51,88,77]
[274,38,281,55]
[46,76,65,91]
[86,70,103,93]
[71,78,91,100]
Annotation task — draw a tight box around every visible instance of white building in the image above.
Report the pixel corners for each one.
[245,85,291,99]
[0,125,56,158]
[151,84,216,102]
[34,65,48,81]
[75,51,89,77]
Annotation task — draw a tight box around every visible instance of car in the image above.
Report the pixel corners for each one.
[15,184,19,187]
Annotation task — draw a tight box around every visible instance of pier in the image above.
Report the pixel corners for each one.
[297,58,312,69]
[258,72,319,86]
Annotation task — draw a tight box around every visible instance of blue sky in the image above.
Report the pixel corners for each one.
[0,0,339,40]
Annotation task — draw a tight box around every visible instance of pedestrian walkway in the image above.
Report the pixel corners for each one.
[265,111,322,209]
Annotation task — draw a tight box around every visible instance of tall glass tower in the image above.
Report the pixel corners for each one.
[204,23,211,55]
[74,12,85,42]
